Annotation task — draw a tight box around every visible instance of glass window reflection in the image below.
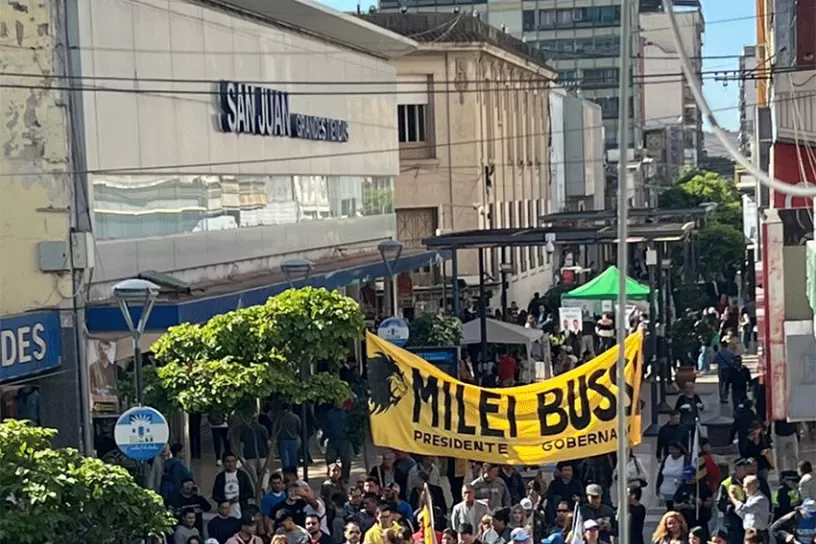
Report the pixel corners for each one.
[91,174,395,240]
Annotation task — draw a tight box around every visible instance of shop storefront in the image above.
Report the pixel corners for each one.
[0,310,82,447]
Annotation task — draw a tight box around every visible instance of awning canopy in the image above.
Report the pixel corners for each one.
[562,265,651,301]
[461,318,543,346]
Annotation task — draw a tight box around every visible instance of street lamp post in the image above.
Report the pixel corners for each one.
[113,278,160,489]
[280,258,314,482]
[499,262,513,320]
[378,239,404,317]
[113,278,160,405]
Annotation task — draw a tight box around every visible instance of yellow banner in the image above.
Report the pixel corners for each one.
[366,331,644,465]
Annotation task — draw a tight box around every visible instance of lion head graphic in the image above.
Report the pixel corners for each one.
[367,351,408,415]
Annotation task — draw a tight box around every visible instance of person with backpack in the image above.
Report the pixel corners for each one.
[162,443,194,503]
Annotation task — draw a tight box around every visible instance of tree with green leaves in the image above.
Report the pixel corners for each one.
[0,419,174,544]
[659,169,745,281]
[152,287,364,496]
[406,312,464,347]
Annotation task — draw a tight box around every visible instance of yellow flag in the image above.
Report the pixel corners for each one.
[366,331,644,465]
[421,484,436,544]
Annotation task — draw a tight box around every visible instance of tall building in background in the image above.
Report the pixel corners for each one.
[639,7,704,178]
[738,45,757,157]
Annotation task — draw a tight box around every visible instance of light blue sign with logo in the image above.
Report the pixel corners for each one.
[114,406,170,461]
[377,317,410,347]
[0,310,62,384]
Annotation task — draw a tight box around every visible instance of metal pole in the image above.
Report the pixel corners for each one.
[478,249,488,366]
[614,0,632,536]
[645,252,660,435]
[392,274,399,317]
[451,248,460,318]
[441,261,448,313]
[301,360,310,482]
[501,270,508,321]
[134,336,143,404]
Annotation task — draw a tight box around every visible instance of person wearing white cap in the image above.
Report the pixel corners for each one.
[581,520,608,544]
[510,527,531,544]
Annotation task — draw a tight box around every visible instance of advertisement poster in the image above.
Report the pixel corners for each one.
[558,307,583,334]
[87,338,120,414]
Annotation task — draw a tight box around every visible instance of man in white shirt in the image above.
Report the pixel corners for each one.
[730,475,771,538]
[450,484,490,532]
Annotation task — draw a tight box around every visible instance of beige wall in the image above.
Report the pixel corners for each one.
[0,1,73,316]
[393,44,555,303]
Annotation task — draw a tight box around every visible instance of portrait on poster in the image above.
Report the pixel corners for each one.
[87,339,120,414]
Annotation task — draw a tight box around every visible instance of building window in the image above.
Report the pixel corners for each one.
[583,68,620,89]
[523,10,535,30]
[398,104,427,143]
[557,70,577,84]
[594,97,619,119]
[536,6,620,29]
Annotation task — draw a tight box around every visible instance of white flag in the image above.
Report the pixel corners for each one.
[569,503,584,544]
[690,423,700,474]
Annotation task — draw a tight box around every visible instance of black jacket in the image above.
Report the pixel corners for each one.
[212,469,254,512]
[656,423,690,460]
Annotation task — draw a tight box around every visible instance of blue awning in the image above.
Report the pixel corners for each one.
[86,249,450,332]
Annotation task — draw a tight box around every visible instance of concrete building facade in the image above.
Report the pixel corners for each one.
[738,45,758,158]
[640,9,704,172]
[0,0,439,451]
[361,13,560,307]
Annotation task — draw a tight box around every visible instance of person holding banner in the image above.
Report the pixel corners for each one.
[672,465,714,542]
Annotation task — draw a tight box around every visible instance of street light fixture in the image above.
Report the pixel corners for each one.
[280,258,314,288]
[378,239,404,316]
[113,278,160,405]
[499,262,513,320]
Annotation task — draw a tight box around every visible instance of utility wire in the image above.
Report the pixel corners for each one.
[2,91,809,180]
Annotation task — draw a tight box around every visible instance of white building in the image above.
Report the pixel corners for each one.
[739,45,758,157]
[640,8,704,168]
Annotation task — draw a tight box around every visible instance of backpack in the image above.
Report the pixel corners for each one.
[160,458,182,499]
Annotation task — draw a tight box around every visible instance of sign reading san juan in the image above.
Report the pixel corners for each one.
[218,80,350,143]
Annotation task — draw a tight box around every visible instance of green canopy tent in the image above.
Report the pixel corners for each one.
[561,265,651,301]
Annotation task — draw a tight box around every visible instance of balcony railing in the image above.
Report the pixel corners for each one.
[774,68,816,145]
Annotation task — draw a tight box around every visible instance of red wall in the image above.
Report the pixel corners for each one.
[771,142,816,209]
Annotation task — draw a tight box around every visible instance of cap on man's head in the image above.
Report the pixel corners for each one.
[803,499,816,515]
[240,514,257,527]
[735,457,755,467]
[586,484,603,497]
[205,540,220,544]
[510,528,530,542]
[583,520,599,531]
[519,498,533,511]
[781,470,800,482]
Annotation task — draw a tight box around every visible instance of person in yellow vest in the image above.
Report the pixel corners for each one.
[772,471,802,521]
[717,459,772,544]
[363,503,402,544]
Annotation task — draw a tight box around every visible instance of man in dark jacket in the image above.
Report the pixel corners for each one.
[212,452,254,519]
[656,411,690,461]
[167,478,212,533]
[578,484,617,543]
[545,463,584,520]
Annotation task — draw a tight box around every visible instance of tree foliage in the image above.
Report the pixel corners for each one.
[152,287,363,418]
[697,222,746,281]
[406,312,464,347]
[0,420,174,544]
[658,170,742,229]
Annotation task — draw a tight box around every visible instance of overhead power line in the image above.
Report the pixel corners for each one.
[0,90,806,180]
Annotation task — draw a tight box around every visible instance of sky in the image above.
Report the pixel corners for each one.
[317,0,756,131]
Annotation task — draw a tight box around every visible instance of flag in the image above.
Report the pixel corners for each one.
[569,503,584,544]
[690,422,707,480]
[421,484,436,544]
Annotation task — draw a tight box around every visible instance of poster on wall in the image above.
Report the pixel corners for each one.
[87,339,120,415]
[558,307,583,334]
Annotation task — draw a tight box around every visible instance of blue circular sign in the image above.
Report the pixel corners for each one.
[377,317,410,347]
[114,406,170,461]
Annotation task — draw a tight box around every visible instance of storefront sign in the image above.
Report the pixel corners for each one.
[218,80,350,143]
[0,311,62,384]
[365,330,643,465]
[407,346,460,378]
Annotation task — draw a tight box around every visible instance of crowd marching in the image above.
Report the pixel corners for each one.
[148,288,816,544]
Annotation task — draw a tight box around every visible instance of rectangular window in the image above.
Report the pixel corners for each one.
[556,9,573,24]
[523,10,535,31]
[583,68,620,89]
[558,70,577,84]
[398,104,427,143]
[538,10,556,27]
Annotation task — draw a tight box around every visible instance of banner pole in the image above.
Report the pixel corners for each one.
[614,0,632,543]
